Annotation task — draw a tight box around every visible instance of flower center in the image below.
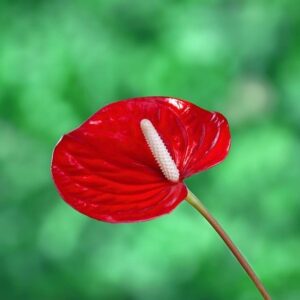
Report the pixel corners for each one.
[140,119,180,182]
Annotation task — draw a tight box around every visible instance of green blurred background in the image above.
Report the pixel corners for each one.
[0,0,299,299]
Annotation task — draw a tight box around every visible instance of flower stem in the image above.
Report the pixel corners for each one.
[185,189,271,300]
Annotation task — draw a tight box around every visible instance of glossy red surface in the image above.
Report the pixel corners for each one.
[51,97,231,222]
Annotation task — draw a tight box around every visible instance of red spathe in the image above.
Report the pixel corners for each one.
[51,96,231,222]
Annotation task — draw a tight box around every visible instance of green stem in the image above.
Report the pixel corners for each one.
[186,189,271,300]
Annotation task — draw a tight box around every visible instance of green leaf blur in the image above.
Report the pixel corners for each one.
[0,1,299,299]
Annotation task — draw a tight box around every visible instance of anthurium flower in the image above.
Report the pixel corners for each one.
[51,96,230,223]
[51,96,270,300]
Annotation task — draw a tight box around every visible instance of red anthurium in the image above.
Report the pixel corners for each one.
[51,96,229,222]
[51,96,270,300]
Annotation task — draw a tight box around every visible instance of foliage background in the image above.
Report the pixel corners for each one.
[0,0,299,299]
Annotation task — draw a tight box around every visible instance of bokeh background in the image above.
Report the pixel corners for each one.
[1,0,300,299]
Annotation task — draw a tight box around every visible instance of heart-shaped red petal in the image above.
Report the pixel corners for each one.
[51,97,230,222]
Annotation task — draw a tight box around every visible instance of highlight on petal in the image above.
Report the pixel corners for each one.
[51,96,230,223]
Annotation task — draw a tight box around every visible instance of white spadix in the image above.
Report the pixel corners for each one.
[140,119,180,182]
